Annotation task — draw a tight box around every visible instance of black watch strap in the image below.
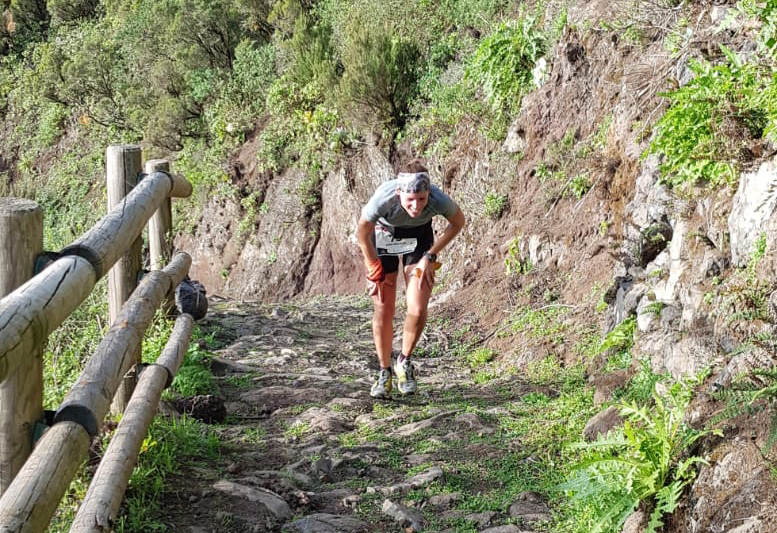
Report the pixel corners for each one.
[424,251,437,262]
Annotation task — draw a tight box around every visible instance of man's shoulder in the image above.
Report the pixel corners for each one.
[429,185,454,205]
[371,180,399,204]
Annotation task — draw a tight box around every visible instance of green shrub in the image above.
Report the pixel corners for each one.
[599,316,636,356]
[115,416,219,532]
[483,192,507,218]
[466,347,497,368]
[568,173,591,198]
[36,20,131,130]
[645,46,768,190]
[466,16,546,113]
[714,364,777,451]
[170,339,217,397]
[561,382,720,533]
[285,14,339,93]
[615,359,669,405]
[48,0,100,24]
[338,22,421,129]
[5,0,50,51]
[504,236,531,276]
[738,0,777,60]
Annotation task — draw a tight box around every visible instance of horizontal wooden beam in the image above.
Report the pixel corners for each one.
[69,314,193,532]
[62,171,188,279]
[0,170,193,385]
[0,257,96,383]
[54,253,191,435]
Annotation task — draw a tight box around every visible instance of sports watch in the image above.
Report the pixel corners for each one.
[423,251,437,262]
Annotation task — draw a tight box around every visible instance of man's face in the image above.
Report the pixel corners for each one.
[398,190,429,217]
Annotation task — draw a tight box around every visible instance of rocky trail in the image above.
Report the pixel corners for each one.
[160,295,559,533]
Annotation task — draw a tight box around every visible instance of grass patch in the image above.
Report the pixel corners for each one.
[115,416,220,532]
[508,304,571,345]
[48,415,219,533]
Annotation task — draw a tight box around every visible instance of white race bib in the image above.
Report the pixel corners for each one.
[375,226,417,256]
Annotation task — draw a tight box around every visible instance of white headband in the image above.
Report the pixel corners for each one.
[397,172,430,193]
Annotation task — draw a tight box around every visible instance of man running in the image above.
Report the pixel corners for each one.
[357,160,466,398]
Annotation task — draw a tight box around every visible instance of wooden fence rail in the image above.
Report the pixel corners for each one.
[70,313,194,533]
[0,170,191,384]
[0,144,198,533]
[0,254,191,532]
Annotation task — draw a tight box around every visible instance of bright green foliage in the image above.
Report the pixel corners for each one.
[504,237,532,276]
[285,15,339,92]
[170,339,217,397]
[466,16,546,113]
[739,0,777,60]
[115,416,219,532]
[561,383,719,533]
[483,192,507,218]
[599,316,636,356]
[509,304,570,345]
[615,359,669,405]
[207,40,276,143]
[465,347,497,368]
[339,22,421,129]
[646,47,768,189]
[568,173,591,198]
[142,318,217,397]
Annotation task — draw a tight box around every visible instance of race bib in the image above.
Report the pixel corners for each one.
[375,226,417,256]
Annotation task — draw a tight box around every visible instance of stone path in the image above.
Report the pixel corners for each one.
[161,295,551,533]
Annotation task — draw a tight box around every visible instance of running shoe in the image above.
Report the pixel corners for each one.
[370,368,392,399]
[393,358,417,395]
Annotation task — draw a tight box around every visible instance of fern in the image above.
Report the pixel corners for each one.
[599,316,637,355]
[713,365,777,451]
[560,382,720,533]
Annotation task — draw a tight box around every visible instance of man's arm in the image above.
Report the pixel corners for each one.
[414,206,465,289]
[357,218,378,262]
[428,206,465,256]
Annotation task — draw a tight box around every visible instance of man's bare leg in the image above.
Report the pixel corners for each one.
[401,263,433,357]
[392,264,433,395]
[372,273,398,368]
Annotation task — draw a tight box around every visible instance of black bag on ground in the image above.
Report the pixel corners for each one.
[176,276,208,320]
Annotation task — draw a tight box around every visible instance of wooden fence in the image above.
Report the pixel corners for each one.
[0,145,196,533]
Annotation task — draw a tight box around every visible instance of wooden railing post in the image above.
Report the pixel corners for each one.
[0,198,43,496]
[106,145,143,414]
[145,159,176,316]
[145,159,172,271]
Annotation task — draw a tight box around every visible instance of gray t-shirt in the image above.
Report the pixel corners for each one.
[361,179,458,228]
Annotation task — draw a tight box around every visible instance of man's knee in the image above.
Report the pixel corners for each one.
[405,302,428,320]
[405,309,427,328]
[374,302,395,320]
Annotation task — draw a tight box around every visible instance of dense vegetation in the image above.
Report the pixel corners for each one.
[0,0,560,243]
[5,0,777,531]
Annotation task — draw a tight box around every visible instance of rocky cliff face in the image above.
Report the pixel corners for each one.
[180,2,777,531]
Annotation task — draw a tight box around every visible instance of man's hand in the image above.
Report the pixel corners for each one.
[367,279,385,303]
[415,258,441,290]
[365,257,385,302]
